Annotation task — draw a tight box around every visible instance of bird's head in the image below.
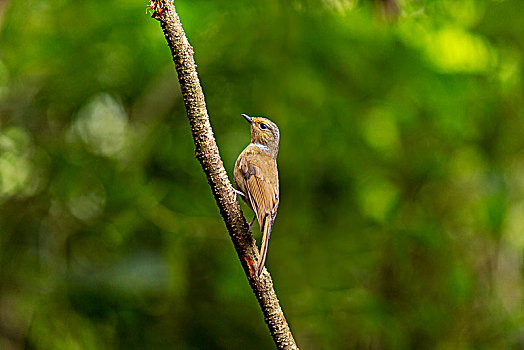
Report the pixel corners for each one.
[242,114,280,152]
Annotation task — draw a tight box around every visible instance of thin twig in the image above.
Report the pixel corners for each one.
[149,1,298,348]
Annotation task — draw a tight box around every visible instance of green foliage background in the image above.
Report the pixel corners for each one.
[1,0,523,348]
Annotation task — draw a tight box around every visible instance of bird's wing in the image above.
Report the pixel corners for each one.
[237,151,279,225]
[236,148,279,277]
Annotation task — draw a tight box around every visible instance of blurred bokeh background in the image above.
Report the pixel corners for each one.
[1,0,523,348]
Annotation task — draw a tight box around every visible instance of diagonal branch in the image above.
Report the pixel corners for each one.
[148,1,298,349]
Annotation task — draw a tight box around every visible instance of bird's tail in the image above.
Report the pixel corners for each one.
[256,215,273,277]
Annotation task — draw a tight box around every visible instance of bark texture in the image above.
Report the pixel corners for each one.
[149,1,298,349]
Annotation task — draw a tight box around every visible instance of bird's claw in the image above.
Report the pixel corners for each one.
[231,188,246,204]
[233,188,246,198]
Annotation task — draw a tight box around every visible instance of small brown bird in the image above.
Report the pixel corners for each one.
[234,114,280,278]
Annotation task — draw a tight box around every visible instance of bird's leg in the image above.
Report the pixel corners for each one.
[247,216,256,234]
[232,188,246,204]
[233,188,246,199]
[232,188,255,234]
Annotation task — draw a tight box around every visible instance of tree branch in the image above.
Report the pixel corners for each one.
[148,1,298,348]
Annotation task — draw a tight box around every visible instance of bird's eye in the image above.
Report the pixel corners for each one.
[259,123,268,130]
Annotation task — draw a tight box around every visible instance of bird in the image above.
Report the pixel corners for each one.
[234,114,280,278]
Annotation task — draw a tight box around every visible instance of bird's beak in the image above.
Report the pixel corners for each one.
[242,114,254,125]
